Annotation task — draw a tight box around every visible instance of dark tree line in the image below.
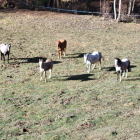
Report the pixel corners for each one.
[1,0,140,20]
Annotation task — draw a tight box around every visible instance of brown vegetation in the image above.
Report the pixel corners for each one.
[0,0,140,20]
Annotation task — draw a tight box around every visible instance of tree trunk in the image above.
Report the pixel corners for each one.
[18,0,23,8]
[128,0,132,16]
[100,0,102,13]
[103,0,106,14]
[48,0,51,7]
[132,0,135,12]
[53,0,56,7]
[117,0,121,21]
[56,0,59,8]
[114,0,117,20]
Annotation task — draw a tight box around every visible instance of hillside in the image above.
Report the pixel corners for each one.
[0,9,140,139]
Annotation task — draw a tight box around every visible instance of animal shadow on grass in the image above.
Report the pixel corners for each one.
[102,65,136,73]
[62,74,95,81]
[65,53,85,59]
[125,78,140,81]
[102,66,115,72]
[15,57,62,64]
[130,65,137,71]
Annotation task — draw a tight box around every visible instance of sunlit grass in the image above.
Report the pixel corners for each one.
[0,9,140,139]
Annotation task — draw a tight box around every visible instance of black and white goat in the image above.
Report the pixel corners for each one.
[115,58,130,81]
[0,43,11,63]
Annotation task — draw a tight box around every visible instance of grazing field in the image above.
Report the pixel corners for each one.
[0,9,140,140]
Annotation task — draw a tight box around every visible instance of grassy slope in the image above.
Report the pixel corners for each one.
[0,9,140,140]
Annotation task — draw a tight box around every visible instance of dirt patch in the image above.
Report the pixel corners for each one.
[79,122,94,129]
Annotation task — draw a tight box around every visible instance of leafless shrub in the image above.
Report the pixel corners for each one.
[102,0,113,19]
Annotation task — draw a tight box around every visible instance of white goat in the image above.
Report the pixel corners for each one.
[84,51,102,73]
[0,43,11,63]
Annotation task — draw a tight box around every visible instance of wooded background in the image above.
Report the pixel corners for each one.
[0,0,140,21]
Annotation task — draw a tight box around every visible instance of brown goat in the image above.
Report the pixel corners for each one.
[57,39,67,59]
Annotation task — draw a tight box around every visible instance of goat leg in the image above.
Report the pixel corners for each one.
[40,72,43,81]
[98,61,101,70]
[3,54,5,64]
[61,51,63,58]
[87,64,91,73]
[7,52,9,63]
[64,48,66,56]
[125,69,128,78]
[58,51,61,59]
[92,64,96,69]
[120,70,122,81]
[49,69,51,79]
[117,71,119,81]
[44,71,46,83]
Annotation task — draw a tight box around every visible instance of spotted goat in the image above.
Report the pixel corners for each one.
[39,59,53,83]
[115,58,130,81]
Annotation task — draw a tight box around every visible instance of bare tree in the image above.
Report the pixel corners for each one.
[114,0,117,20]
[100,0,102,13]
[53,0,56,7]
[128,0,132,16]
[56,0,60,8]
[117,0,122,21]
[132,0,135,13]
[104,0,106,13]
[102,0,106,15]
[48,0,51,7]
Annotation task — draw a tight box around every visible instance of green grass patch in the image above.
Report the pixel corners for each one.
[0,9,140,139]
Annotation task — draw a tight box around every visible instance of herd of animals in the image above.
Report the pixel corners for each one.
[0,39,130,82]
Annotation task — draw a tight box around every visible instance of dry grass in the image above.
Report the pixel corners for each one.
[0,9,140,140]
